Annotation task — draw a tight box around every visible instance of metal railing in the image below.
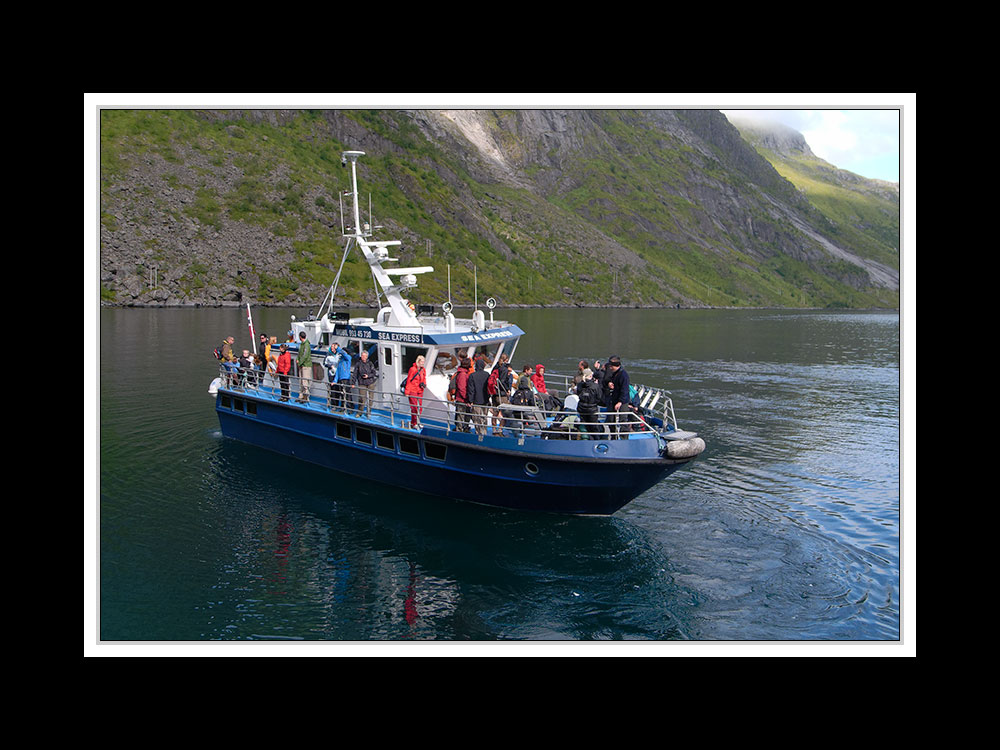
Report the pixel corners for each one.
[537,371,678,432]
[217,364,671,440]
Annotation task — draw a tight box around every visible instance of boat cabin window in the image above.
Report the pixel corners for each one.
[433,349,460,375]
[401,346,428,376]
[469,342,503,369]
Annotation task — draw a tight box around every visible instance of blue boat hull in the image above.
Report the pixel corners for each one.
[215,391,694,515]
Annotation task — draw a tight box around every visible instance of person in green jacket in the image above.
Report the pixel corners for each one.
[296,331,313,403]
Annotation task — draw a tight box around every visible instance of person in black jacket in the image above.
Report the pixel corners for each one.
[604,356,631,439]
[354,349,377,417]
[575,367,603,438]
[467,358,491,436]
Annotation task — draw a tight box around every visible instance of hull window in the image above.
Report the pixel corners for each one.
[355,427,373,446]
[399,436,420,456]
[424,442,447,462]
[376,431,395,451]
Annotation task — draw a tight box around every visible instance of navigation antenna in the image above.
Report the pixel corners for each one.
[340,150,432,328]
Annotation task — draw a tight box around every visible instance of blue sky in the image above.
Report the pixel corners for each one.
[721,108,901,182]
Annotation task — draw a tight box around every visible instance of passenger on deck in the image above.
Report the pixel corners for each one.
[575,368,602,438]
[220,336,236,363]
[543,394,582,439]
[326,342,354,411]
[355,349,377,418]
[238,350,254,389]
[266,337,278,380]
[604,356,631,439]
[452,357,472,432]
[530,364,547,395]
[468,358,491,436]
[531,364,558,411]
[404,355,427,429]
[488,353,513,436]
[509,375,534,407]
[276,344,291,401]
[219,336,237,387]
[324,344,342,409]
[296,332,313,403]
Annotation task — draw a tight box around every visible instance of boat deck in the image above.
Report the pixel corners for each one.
[215,367,672,444]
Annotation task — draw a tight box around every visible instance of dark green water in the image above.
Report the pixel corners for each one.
[95,306,902,645]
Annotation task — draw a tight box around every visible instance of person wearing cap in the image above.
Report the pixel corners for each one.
[604,356,631,439]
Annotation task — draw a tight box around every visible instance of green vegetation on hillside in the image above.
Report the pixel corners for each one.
[99,109,899,309]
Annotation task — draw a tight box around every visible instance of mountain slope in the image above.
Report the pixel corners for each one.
[98,109,899,309]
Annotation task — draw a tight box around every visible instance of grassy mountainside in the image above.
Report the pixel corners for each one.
[728,116,899,272]
[98,109,899,309]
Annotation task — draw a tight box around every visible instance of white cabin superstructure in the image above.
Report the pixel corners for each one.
[289,150,523,414]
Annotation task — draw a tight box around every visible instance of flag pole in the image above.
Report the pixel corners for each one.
[247,303,257,355]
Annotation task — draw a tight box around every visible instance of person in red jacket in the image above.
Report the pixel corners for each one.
[452,358,472,432]
[276,344,292,401]
[404,355,427,428]
[530,364,548,394]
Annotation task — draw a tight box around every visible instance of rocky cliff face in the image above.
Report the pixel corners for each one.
[98,109,899,309]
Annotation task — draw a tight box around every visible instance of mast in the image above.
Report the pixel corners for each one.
[341,151,432,328]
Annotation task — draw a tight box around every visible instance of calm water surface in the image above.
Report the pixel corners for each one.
[95,307,903,646]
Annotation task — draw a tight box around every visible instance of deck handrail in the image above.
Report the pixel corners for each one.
[216,364,672,440]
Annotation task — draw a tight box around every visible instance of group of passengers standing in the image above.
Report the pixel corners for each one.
[220,332,638,439]
[218,331,377,415]
[432,353,635,439]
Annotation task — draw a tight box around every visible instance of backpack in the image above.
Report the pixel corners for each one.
[400,366,422,395]
[487,367,499,395]
[212,347,223,360]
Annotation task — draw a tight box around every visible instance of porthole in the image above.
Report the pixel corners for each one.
[595,443,609,454]
[524,462,539,476]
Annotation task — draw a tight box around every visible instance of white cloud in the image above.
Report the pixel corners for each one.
[723,108,900,182]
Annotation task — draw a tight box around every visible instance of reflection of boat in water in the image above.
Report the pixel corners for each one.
[211,151,704,515]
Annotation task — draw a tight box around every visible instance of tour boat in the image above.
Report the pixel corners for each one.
[210,151,705,515]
